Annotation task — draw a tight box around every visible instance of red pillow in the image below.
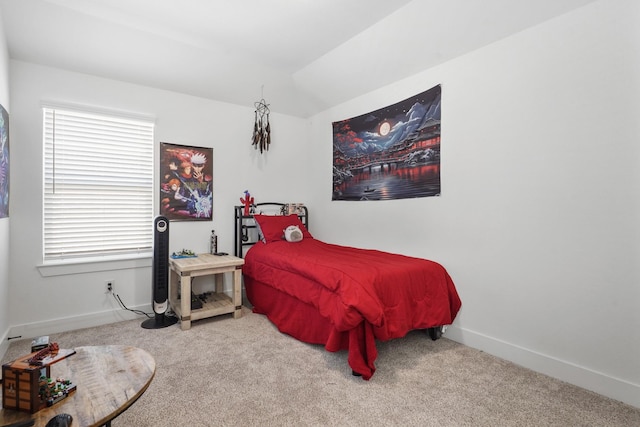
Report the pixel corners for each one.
[254,214,313,243]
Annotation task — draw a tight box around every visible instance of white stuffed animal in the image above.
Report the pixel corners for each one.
[284,225,303,242]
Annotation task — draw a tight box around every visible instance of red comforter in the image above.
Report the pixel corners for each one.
[243,238,461,379]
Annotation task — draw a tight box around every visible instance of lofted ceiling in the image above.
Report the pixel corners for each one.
[0,0,598,117]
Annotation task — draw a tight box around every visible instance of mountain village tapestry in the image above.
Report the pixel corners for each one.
[332,85,441,201]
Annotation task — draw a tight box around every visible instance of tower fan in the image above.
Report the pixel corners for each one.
[142,215,178,329]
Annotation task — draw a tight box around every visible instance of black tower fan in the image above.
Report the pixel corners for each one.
[142,215,178,329]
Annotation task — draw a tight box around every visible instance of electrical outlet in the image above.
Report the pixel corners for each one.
[105,280,114,294]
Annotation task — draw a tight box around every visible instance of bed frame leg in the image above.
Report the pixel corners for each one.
[427,326,443,341]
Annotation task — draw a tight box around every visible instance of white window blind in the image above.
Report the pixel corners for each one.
[43,106,154,261]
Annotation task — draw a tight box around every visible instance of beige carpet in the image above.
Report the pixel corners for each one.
[2,308,639,426]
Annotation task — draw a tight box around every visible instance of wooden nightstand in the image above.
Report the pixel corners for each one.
[168,253,245,330]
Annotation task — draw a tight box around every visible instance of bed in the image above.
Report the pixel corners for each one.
[235,202,461,380]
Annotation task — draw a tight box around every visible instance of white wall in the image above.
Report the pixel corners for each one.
[7,60,309,338]
[0,7,10,358]
[307,0,639,408]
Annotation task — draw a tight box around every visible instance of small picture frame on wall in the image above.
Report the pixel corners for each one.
[0,103,9,219]
[159,142,213,221]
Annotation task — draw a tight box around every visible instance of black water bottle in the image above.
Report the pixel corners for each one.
[210,230,218,254]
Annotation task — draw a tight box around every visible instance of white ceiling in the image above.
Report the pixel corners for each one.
[0,0,598,117]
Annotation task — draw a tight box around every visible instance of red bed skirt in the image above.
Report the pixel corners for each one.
[245,275,379,379]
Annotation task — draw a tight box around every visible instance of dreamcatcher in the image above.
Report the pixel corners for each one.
[252,97,271,153]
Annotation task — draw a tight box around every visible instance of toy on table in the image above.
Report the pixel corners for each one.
[171,249,197,259]
[2,343,77,413]
[28,343,59,366]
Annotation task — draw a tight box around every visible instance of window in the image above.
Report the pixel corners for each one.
[43,106,154,262]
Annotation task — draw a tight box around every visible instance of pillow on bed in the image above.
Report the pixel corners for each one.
[254,214,312,243]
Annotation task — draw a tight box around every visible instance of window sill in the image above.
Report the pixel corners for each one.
[37,253,153,277]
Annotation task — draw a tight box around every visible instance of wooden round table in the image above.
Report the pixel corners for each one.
[1,345,155,427]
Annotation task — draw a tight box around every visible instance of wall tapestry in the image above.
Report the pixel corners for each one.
[332,84,441,201]
[160,142,213,221]
[0,104,8,218]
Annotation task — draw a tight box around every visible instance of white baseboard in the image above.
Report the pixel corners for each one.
[0,328,11,362]
[4,304,153,349]
[444,325,640,409]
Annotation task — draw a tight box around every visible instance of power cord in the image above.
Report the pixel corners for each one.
[111,292,178,320]
[111,292,153,318]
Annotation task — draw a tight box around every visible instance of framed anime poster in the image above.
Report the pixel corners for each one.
[160,142,213,221]
[332,84,441,201]
[0,104,8,218]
